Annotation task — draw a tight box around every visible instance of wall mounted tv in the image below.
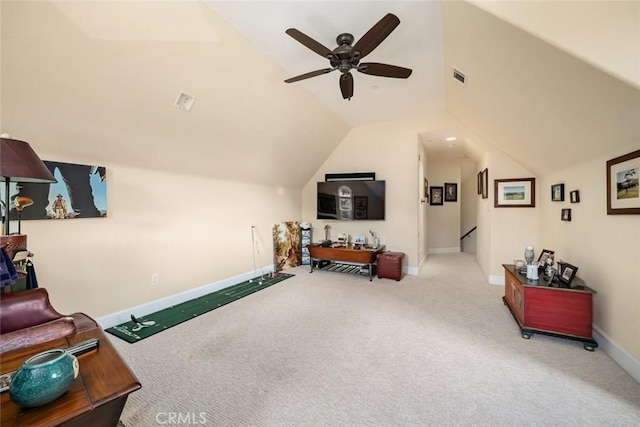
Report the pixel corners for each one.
[317,180,385,220]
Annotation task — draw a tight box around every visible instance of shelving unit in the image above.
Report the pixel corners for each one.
[300,225,312,265]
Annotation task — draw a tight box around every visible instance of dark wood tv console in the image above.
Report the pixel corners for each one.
[308,244,385,281]
[502,264,597,351]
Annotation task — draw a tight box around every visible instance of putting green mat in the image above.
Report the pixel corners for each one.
[106,273,293,343]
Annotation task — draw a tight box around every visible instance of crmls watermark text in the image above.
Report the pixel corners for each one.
[156,412,207,425]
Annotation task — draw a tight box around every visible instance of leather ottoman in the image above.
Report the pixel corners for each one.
[376,252,405,281]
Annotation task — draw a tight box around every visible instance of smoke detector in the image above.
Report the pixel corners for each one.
[175,91,196,111]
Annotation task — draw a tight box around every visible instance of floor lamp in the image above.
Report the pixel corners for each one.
[1,137,56,237]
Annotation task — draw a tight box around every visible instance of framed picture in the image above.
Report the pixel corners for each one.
[537,249,555,266]
[551,183,565,201]
[570,190,580,203]
[561,208,572,221]
[494,178,535,208]
[606,149,640,215]
[430,186,443,206]
[477,172,482,195]
[558,262,578,285]
[481,168,489,199]
[0,160,107,220]
[444,183,457,202]
[424,178,429,199]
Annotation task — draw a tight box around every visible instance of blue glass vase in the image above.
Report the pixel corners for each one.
[9,349,79,407]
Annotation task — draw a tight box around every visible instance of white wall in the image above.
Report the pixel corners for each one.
[427,159,461,252]
[19,165,301,317]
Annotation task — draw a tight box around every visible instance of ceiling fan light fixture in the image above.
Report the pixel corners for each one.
[284,13,412,100]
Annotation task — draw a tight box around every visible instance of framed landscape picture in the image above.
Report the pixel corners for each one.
[494,178,536,208]
[606,149,639,215]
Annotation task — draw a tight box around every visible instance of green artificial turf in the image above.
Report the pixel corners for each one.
[106,273,293,343]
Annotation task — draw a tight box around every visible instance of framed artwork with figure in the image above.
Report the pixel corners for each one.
[1,160,107,221]
[444,183,457,202]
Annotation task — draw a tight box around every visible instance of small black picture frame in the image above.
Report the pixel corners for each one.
[558,262,578,285]
[551,183,565,201]
[444,183,457,202]
[477,171,482,195]
[481,168,489,199]
[537,249,555,266]
[430,186,443,206]
[561,208,572,221]
[570,190,580,203]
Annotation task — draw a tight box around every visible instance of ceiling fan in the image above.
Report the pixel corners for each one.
[284,13,412,100]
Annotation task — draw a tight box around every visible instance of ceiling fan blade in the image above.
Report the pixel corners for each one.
[286,28,333,59]
[340,72,354,100]
[285,68,335,83]
[352,13,400,59]
[358,62,412,79]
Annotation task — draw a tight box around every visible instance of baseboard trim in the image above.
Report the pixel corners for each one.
[97,265,274,329]
[406,266,419,276]
[428,247,460,254]
[592,324,640,384]
[489,274,504,285]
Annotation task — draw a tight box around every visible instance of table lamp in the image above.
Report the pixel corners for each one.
[1,136,56,237]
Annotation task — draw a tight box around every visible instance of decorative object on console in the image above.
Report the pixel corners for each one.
[494,178,535,208]
[551,183,565,201]
[0,137,56,235]
[369,230,379,248]
[9,349,79,407]
[526,264,539,280]
[524,245,535,265]
[561,208,572,221]
[353,235,366,248]
[570,190,580,203]
[444,183,457,202]
[429,186,443,206]
[606,149,639,215]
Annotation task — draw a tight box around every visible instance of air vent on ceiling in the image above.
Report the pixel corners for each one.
[453,68,466,86]
[175,91,196,111]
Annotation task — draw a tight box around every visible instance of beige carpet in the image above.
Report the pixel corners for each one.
[110,253,640,426]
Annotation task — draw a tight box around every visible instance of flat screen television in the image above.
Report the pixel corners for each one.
[317,180,385,220]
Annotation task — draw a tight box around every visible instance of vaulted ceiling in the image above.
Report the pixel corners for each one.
[2,1,639,187]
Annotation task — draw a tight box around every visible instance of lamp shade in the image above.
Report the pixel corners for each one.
[1,138,56,183]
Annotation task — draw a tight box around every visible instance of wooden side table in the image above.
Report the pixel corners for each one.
[1,327,140,426]
[502,264,598,351]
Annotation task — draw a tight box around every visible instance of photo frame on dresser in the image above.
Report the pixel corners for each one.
[558,262,578,285]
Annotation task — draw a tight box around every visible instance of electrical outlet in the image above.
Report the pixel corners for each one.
[151,273,159,286]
